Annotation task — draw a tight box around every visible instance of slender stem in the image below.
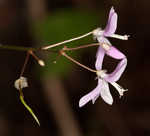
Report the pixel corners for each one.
[0,29,96,52]
[28,50,46,66]
[61,51,96,73]
[42,31,93,50]
[28,50,40,62]
[63,43,100,51]
[0,44,39,52]
[20,52,30,77]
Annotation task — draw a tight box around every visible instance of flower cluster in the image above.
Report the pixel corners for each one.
[79,7,128,107]
[11,6,129,125]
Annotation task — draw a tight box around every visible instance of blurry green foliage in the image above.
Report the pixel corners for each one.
[34,8,102,78]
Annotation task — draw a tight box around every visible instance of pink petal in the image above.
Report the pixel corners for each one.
[106,46,125,59]
[79,85,100,107]
[108,7,115,21]
[99,79,113,105]
[95,37,112,70]
[95,46,105,70]
[103,7,118,36]
[104,58,127,82]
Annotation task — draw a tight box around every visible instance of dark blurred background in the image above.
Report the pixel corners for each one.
[0,0,149,136]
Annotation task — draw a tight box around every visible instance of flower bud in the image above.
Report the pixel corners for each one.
[38,60,45,67]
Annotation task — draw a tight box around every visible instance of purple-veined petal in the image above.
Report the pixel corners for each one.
[103,7,118,37]
[95,46,105,70]
[79,83,101,107]
[104,58,127,82]
[99,79,113,105]
[106,46,125,59]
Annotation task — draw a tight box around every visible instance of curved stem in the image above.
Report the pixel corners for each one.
[19,93,40,126]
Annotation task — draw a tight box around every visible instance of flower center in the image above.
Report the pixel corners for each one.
[93,28,103,37]
[96,70,107,78]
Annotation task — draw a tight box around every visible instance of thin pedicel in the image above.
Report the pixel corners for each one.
[63,43,100,51]
[60,48,97,73]
[42,31,93,50]
[20,52,30,77]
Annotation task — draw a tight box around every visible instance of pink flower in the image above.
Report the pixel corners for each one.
[79,46,127,106]
[93,7,129,49]
[79,7,128,107]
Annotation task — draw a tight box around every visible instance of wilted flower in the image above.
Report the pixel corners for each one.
[14,76,28,90]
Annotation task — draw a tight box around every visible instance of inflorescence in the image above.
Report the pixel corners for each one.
[1,6,129,125]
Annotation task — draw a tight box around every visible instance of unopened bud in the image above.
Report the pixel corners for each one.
[38,60,45,67]
[14,76,28,90]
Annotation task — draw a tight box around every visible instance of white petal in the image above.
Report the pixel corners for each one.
[110,82,128,97]
[99,79,113,105]
[110,34,129,40]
